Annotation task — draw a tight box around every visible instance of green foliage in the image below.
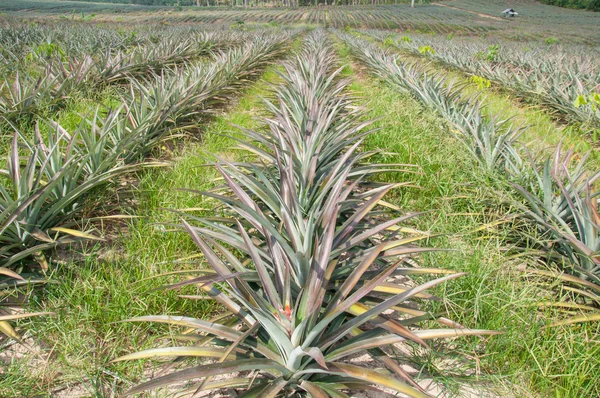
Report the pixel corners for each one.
[0,271,51,341]
[1,32,220,122]
[574,92,600,111]
[474,44,500,62]
[539,0,600,11]
[2,9,600,396]
[230,19,245,30]
[545,36,559,45]
[469,75,491,90]
[383,36,395,47]
[26,42,65,62]
[418,45,435,55]
[0,116,136,342]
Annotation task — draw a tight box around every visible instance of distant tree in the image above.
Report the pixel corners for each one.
[539,0,600,11]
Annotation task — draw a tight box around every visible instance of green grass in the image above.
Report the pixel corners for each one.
[338,42,600,397]
[0,66,282,397]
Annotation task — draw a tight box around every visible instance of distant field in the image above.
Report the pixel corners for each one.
[0,0,162,13]
[3,0,600,42]
[2,1,496,34]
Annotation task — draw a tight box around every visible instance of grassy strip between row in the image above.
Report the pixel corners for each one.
[336,41,600,397]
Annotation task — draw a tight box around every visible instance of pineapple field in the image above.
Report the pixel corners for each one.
[1,0,600,397]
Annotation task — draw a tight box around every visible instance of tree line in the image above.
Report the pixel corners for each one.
[540,0,600,11]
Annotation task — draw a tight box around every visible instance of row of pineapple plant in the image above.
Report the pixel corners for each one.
[0,22,136,72]
[368,30,600,86]
[509,145,600,325]
[0,29,253,122]
[0,22,239,73]
[0,34,291,341]
[163,7,489,34]
[115,30,497,398]
[339,32,523,176]
[340,33,600,326]
[370,31,600,129]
